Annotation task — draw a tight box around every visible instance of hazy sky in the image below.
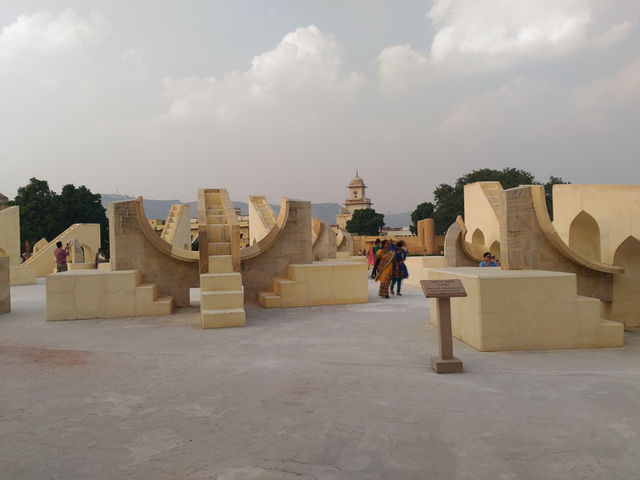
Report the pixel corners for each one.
[1,1,639,213]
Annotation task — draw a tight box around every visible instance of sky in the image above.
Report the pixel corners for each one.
[1,0,639,214]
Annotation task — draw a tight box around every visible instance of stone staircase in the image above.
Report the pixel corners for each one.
[198,189,246,329]
[479,182,503,217]
[160,204,181,244]
[253,196,276,230]
[258,261,368,308]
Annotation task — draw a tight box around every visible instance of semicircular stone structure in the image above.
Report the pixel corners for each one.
[109,197,199,307]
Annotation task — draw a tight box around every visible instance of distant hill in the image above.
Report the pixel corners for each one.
[100,194,411,228]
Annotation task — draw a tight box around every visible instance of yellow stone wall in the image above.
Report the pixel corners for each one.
[46,269,172,321]
[0,257,10,314]
[427,267,623,351]
[0,206,21,267]
[463,182,502,253]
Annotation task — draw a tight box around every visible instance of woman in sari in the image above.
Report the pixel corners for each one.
[374,240,396,298]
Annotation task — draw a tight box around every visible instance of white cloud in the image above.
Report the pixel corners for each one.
[164,25,364,121]
[0,10,108,62]
[427,0,592,66]
[376,0,639,90]
[376,44,428,92]
[592,20,635,50]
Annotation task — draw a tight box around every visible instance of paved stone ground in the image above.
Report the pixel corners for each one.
[1,278,639,479]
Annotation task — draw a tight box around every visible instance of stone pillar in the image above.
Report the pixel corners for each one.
[423,219,436,254]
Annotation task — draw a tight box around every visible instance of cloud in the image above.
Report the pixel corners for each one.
[376,0,639,90]
[428,0,592,65]
[375,44,428,92]
[592,20,635,50]
[0,10,108,62]
[163,25,364,121]
[575,56,640,110]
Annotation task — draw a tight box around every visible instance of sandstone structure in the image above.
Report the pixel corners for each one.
[161,204,192,251]
[0,204,37,285]
[0,257,10,314]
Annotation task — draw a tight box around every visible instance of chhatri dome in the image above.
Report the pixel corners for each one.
[335,170,373,229]
[348,170,366,188]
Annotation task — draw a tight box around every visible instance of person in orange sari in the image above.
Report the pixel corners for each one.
[374,240,396,298]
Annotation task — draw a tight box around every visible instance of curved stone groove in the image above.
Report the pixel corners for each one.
[530,186,622,274]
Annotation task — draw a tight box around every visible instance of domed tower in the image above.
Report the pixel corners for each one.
[344,170,372,213]
[336,170,373,229]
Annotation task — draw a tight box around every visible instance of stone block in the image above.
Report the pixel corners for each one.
[201,308,246,328]
[427,267,623,351]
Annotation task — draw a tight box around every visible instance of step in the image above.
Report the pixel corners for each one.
[273,278,296,296]
[207,214,227,225]
[135,283,158,304]
[259,292,281,308]
[208,242,231,255]
[135,295,173,316]
[206,224,230,242]
[201,290,244,310]
[596,319,624,348]
[200,272,242,291]
[208,255,234,273]
[201,308,246,329]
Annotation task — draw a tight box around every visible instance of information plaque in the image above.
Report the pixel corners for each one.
[420,279,465,374]
[420,279,467,298]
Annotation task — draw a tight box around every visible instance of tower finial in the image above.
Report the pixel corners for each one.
[355,169,358,177]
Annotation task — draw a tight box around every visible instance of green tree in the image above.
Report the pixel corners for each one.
[346,208,385,236]
[10,178,109,252]
[58,184,109,251]
[410,202,435,234]
[10,178,61,244]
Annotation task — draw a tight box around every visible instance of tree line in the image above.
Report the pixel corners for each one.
[346,167,568,236]
[9,178,109,253]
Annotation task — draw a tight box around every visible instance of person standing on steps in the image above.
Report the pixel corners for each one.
[54,241,70,273]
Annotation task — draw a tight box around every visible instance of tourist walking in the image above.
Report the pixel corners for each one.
[374,240,396,298]
[390,240,408,295]
[370,238,381,278]
[54,241,70,272]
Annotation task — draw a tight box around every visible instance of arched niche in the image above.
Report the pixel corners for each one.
[568,211,601,262]
[611,236,640,327]
[81,244,92,263]
[0,248,6,257]
[471,228,485,246]
[490,241,501,260]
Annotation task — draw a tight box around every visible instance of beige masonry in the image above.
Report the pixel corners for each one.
[110,198,199,307]
[23,223,101,277]
[0,257,10,314]
[46,269,172,321]
[427,267,623,351]
[0,206,37,285]
[161,204,192,250]
[311,217,337,261]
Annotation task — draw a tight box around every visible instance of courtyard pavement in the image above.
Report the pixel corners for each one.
[1,277,639,479]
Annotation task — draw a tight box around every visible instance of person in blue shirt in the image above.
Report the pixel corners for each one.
[479,251,501,267]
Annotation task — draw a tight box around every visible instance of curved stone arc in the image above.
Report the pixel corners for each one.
[456,216,486,263]
[240,197,290,261]
[530,186,623,274]
[311,217,322,247]
[134,197,198,262]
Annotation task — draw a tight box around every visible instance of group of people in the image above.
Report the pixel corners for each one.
[367,238,409,299]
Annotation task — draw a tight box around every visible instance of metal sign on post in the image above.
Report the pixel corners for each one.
[420,279,467,374]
